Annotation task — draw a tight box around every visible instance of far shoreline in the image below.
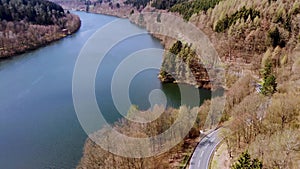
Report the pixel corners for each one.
[0,13,81,61]
[71,10,213,90]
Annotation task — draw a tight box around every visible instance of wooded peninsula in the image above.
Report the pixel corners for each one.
[0,0,81,58]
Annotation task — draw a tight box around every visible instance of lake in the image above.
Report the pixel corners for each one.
[0,12,211,169]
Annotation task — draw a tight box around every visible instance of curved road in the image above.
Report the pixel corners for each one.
[189,129,222,169]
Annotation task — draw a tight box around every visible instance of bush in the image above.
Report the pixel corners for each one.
[267,27,285,48]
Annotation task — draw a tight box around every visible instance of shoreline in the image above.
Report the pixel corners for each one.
[69,10,214,169]
[78,10,213,89]
[0,14,81,60]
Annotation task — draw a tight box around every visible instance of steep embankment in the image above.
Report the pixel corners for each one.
[0,0,81,58]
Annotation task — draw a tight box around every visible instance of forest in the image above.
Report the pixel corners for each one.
[214,6,260,33]
[159,40,210,88]
[0,0,65,25]
[124,0,186,10]
[124,0,300,168]
[170,0,222,20]
[124,0,222,19]
[77,103,220,168]
[0,0,81,58]
[124,0,150,9]
[151,0,186,10]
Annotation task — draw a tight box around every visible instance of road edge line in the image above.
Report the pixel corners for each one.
[208,139,224,169]
[184,127,220,169]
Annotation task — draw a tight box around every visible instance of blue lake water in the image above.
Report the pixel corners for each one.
[0,12,210,169]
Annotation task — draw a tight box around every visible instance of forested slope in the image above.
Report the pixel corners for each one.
[176,0,300,168]
[0,0,65,24]
[0,0,81,58]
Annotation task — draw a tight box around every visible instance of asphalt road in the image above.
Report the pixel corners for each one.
[189,129,222,169]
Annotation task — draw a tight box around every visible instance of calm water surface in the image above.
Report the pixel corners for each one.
[0,12,210,169]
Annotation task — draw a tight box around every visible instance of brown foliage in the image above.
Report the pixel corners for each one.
[78,106,208,168]
[0,14,80,58]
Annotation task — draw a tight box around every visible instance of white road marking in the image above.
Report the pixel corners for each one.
[197,161,201,168]
[200,151,204,157]
[189,129,223,169]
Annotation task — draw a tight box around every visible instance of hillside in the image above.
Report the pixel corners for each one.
[0,0,81,58]
[77,106,209,169]
[166,0,300,168]
[52,0,300,168]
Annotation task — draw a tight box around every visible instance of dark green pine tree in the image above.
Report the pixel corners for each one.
[160,40,199,83]
[262,74,277,95]
[232,150,263,169]
[232,150,252,169]
[261,60,277,95]
[160,52,176,78]
[268,27,281,47]
[262,60,272,79]
[160,40,183,79]
[169,40,183,55]
[251,158,263,169]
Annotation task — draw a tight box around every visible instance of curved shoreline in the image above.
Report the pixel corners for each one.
[72,10,212,89]
[0,14,81,60]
